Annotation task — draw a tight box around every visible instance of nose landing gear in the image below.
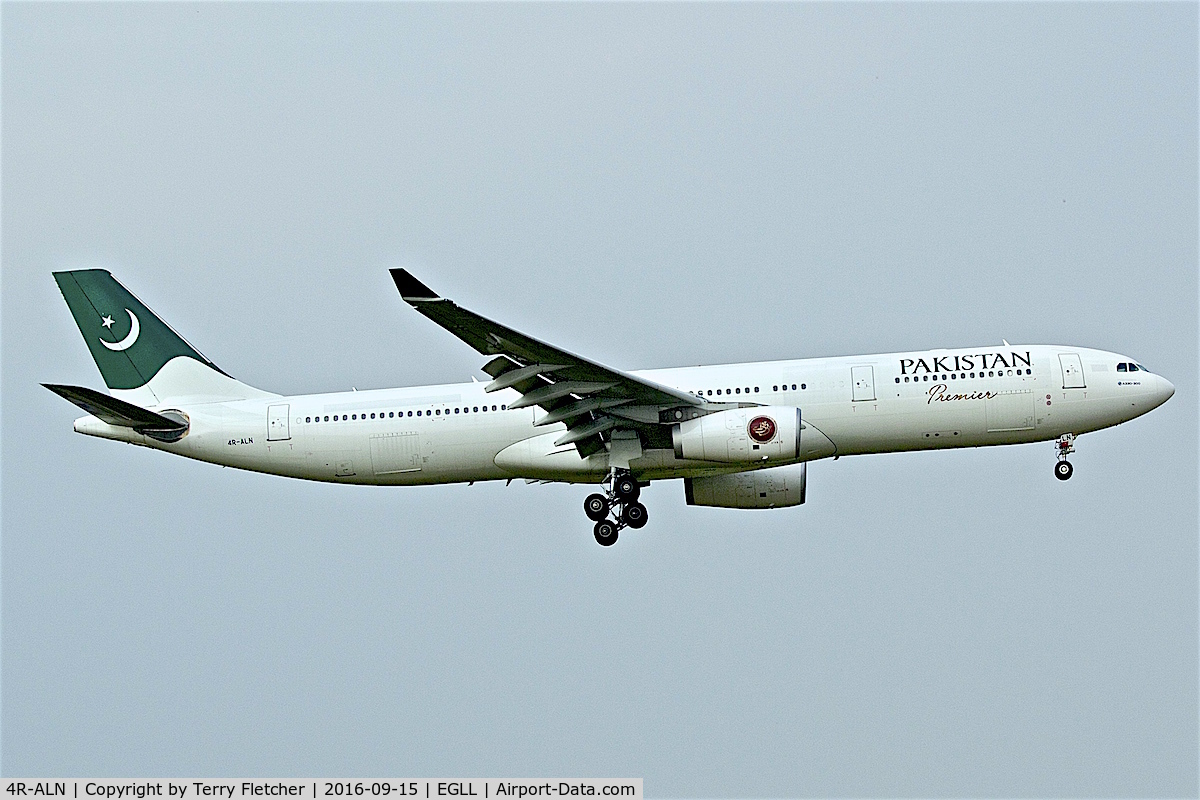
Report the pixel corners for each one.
[585,469,648,546]
[1054,434,1076,481]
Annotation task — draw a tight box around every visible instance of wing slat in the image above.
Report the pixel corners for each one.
[485,363,570,393]
[554,416,618,446]
[507,381,617,410]
[390,269,702,409]
[389,269,708,460]
[534,397,632,427]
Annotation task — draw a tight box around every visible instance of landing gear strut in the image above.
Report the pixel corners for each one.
[586,469,648,546]
[1055,434,1075,481]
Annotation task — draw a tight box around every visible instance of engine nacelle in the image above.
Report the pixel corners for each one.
[672,406,800,463]
[684,463,807,509]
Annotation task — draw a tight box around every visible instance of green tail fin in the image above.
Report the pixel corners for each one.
[53,269,224,391]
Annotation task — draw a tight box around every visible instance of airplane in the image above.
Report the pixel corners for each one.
[45,268,1175,546]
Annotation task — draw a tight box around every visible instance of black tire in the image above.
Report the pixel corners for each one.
[584,493,610,521]
[613,474,640,501]
[594,519,618,546]
[622,502,648,529]
[1055,460,1074,481]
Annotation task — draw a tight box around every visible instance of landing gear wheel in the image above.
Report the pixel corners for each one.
[594,519,619,546]
[584,493,610,522]
[1055,460,1074,481]
[613,474,640,502]
[622,502,648,529]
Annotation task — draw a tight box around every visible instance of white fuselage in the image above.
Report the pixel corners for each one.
[74,345,1174,486]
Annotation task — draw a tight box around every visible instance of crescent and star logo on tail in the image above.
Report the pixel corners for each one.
[99,309,140,351]
[748,416,777,443]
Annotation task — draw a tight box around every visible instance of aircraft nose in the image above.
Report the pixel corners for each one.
[1157,375,1175,405]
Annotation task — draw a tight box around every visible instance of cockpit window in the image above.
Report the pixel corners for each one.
[1117,363,1127,372]
[1136,364,1149,372]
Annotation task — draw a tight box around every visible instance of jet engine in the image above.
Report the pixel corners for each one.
[684,463,807,509]
[672,406,800,463]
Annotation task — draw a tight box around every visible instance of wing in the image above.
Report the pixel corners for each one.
[391,269,708,458]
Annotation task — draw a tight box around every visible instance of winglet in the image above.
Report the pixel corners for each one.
[390,269,440,302]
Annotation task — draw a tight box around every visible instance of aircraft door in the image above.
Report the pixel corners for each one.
[267,404,291,441]
[1058,353,1086,389]
[852,366,876,401]
[370,432,422,475]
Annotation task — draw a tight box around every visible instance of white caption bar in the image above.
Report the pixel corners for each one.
[2,782,642,800]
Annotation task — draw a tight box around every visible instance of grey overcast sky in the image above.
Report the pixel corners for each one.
[2,2,1196,795]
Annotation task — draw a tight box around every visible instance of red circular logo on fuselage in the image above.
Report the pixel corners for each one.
[748,416,777,443]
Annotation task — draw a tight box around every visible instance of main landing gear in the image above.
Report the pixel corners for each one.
[1054,433,1076,481]
[584,469,648,546]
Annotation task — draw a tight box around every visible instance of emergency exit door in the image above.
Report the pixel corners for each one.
[1058,354,1086,389]
[852,366,876,401]
[267,404,291,441]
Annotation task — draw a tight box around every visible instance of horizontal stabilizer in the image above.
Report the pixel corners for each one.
[43,383,188,441]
